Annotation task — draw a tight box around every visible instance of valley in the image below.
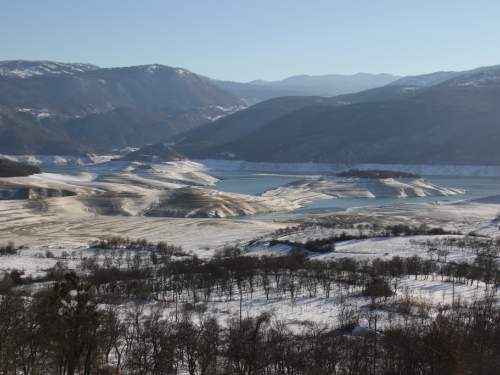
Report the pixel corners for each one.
[4,0,500,371]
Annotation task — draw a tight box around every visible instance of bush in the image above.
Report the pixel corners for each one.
[336,169,421,179]
[10,269,24,285]
[362,277,394,299]
[0,158,41,177]
[303,238,335,253]
[183,302,208,312]
[0,241,17,256]
[0,272,13,294]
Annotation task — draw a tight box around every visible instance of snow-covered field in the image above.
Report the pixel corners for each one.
[0,160,299,218]
[2,227,497,330]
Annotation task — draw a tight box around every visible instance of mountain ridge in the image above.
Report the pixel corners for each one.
[389,64,500,87]
[212,72,400,102]
[0,61,245,154]
[181,68,500,166]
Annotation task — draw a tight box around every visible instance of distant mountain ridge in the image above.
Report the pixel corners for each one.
[0,60,100,78]
[212,72,400,103]
[250,72,398,90]
[4,59,500,167]
[180,66,500,166]
[389,64,500,87]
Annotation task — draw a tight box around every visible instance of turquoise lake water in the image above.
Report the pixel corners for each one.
[40,165,500,220]
[205,172,500,219]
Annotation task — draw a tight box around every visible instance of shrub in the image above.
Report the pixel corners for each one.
[183,302,208,312]
[0,241,17,255]
[336,169,421,179]
[362,277,394,299]
[0,158,41,177]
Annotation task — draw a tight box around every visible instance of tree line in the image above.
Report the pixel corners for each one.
[2,230,500,374]
[2,274,500,374]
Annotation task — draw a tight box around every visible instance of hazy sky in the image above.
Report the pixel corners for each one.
[1,0,499,82]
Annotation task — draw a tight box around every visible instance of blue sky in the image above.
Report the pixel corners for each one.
[1,0,499,82]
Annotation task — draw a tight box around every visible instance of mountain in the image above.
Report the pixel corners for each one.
[209,80,307,104]
[0,63,243,115]
[0,102,91,155]
[64,106,231,153]
[173,96,343,155]
[333,85,424,104]
[121,143,186,162]
[190,68,500,166]
[251,73,399,91]
[0,61,245,154]
[212,73,400,103]
[173,84,428,157]
[0,60,99,78]
[389,64,500,87]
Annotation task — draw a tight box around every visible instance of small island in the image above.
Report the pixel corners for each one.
[0,158,42,177]
[262,169,465,202]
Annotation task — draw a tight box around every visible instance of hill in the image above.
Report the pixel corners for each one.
[120,143,186,162]
[173,96,343,155]
[64,106,230,153]
[333,84,424,103]
[389,64,500,87]
[191,69,500,166]
[0,158,41,177]
[0,60,99,78]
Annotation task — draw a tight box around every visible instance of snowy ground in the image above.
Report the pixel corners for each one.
[1,156,500,331]
[262,176,464,202]
[348,195,500,237]
[3,231,495,332]
[0,160,299,218]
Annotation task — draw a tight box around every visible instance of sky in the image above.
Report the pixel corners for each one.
[1,0,500,82]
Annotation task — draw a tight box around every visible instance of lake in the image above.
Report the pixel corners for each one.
[203,171,500,220]
[40,164,500,220]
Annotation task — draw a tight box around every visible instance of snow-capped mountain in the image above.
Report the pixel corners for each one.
[180,65,500,166]
[0,61,245,154]
[0,60,99,78]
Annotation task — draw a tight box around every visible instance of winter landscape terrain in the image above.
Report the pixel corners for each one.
[1,60,500,374]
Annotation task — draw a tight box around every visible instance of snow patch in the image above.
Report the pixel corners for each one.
[262,176,465,202]
[451,70,500,88]
[175,68,188,76]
